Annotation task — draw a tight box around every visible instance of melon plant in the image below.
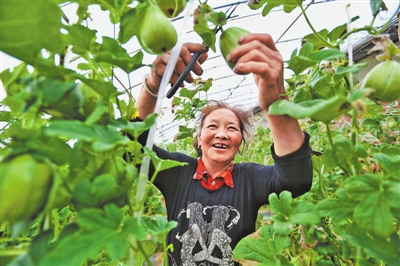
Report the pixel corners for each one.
[0,0,399,265]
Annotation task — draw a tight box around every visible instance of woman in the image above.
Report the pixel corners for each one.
[135,34,313,266]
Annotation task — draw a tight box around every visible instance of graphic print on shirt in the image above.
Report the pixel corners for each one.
[174,202,240,266]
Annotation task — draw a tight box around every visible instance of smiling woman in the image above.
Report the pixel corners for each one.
[134,37,313,265]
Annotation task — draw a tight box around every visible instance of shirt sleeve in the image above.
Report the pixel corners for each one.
[270,132,313,198]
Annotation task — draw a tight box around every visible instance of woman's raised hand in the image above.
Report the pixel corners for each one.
[146,43,209,93]
[226,33,286,111]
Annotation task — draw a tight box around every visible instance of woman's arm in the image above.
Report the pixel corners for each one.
[225,33,305,156]
[137,43,209,120]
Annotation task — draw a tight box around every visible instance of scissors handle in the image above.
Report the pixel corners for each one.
[166,51,202,99]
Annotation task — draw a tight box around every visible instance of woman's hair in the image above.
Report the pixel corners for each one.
[193,100,253,156]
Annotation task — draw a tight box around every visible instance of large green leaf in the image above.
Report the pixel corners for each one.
[0,1,64,64]
[144,146,188,175]
[341,174,381,201]
[269,191,320,235]
[286,43,345,75]
[316,198,354,222]
[43,120,129,151]
[268,95,352,124]
[346,225,399,265]
[63,24,98,55]
[353,190,394,239]
[40,204,147,265]
[38,79,86,120]
[233,224,290,265]
[95,36,146,74]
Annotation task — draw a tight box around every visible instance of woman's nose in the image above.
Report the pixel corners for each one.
[215,129,228,139]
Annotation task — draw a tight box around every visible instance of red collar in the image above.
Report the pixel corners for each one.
[193,158,234,190]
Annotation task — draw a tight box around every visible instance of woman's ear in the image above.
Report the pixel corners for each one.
[197,135,201,147]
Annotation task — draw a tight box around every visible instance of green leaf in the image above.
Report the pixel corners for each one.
[312,155,324,175]
[316,198,354,222]
[328,16,360,43]
[269,191,320,235]
[353,190,394,239]
[0,1,64,63]
[43,120,95,141]
[369,0,387,16]
[63,24,98,54]
[290,201,320,225]
[286,43,345,75]
[144,146,188,174]
[40,204,146,265]
[302,29,329,49]
[346,225,399,265]
[95,37,146,74]
[342,174,381,201]
[134,240,157,266]
[193,3,221,52]
[118,3,147,44]
[269,191,292,216]
[383,180,400,210]
[0,62,30,93]
[233,224,290,265]
[29,230,54,265]
[78,77,119,100]
[179,88,198,100]
[322,139,361,174]
[248,0,302,16]
[122,113,157,139]
[43,121,129,152]
[91,125,130,151]
[73,179,99,209]
[268,95,352,124]
[142,215,178,239]
[91,174,120,200]
[372,153,400,179]
[37,79,85,120]
[28,136,73,166]
[175,125,195,141]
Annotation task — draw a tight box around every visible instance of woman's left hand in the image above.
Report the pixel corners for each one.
[226,33,286,111]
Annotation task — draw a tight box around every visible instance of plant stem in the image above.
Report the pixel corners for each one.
[351,111,360,146]
[337,26,378,45]
[52,209,60,240]
[325,123,334,150]
[318,172,329,199]
[126,188,135,216]
[300,5,334,48]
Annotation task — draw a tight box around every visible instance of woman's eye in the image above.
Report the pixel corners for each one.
[207,125,216,128]
[228,126,238,131]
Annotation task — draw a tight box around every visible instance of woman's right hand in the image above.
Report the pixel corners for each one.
[145,43,209,93]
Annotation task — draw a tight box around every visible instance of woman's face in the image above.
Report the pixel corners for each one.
[197,108,243,167]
